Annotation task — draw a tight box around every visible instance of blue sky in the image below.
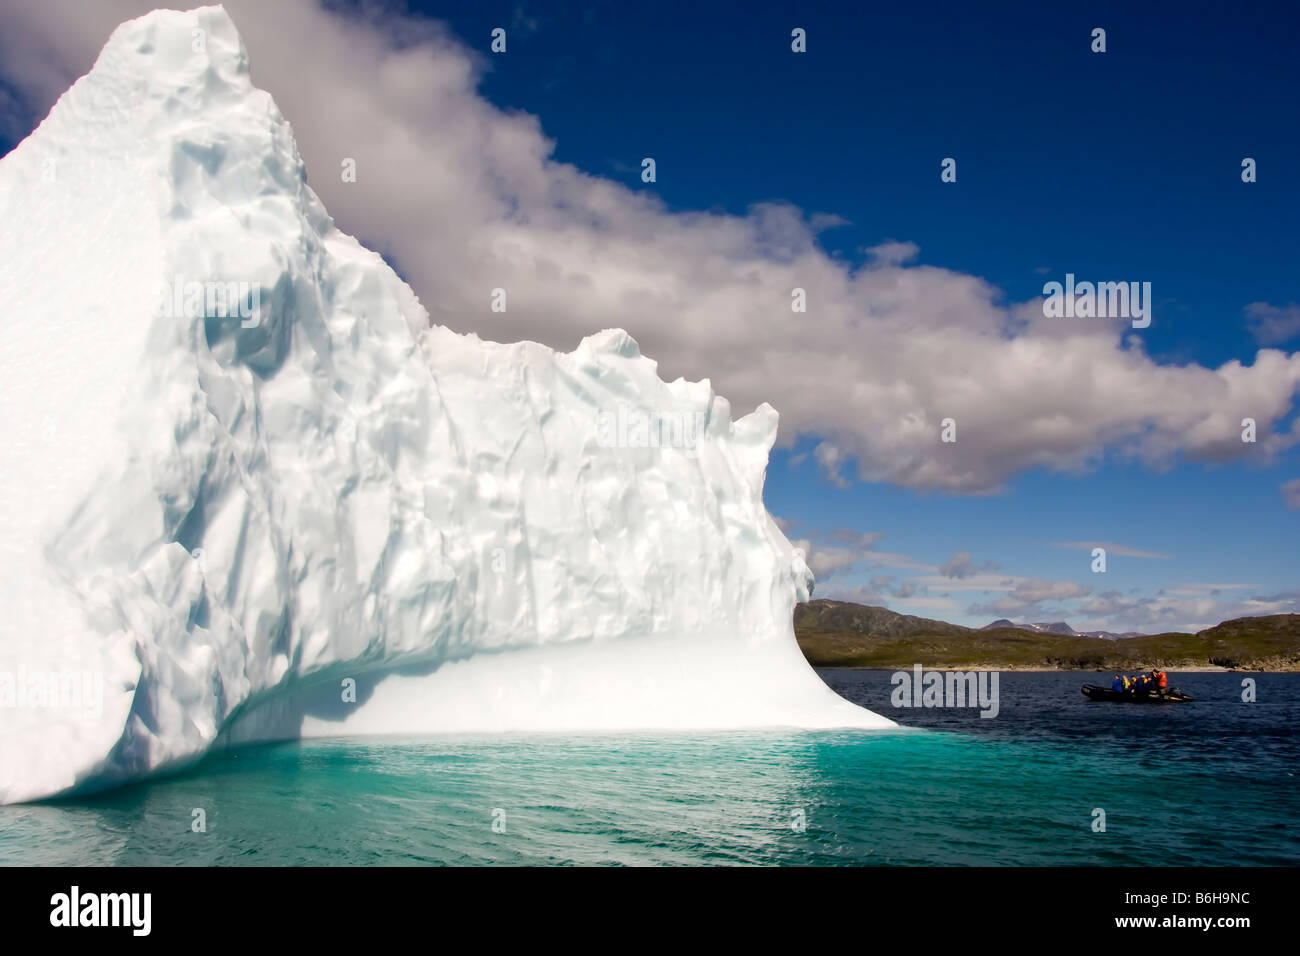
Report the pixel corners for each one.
[430,0,1300,631]
[436,0,1300,367]
[1,0,1296,632]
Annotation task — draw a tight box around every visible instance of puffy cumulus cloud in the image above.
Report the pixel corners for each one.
[4,0,1300,492]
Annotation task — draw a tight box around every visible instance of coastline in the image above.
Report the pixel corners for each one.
[795,609,1300,674]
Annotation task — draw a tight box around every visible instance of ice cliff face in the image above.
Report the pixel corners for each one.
[0,6,890,803]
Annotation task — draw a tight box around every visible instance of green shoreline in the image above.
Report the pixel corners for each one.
[795,608,1300,672]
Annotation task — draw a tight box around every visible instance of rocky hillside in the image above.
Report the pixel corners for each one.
[794,600,1300,671]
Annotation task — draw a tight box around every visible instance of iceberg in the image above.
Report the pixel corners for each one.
[0,5,891,804]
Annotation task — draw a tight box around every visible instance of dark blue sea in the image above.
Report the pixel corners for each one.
[2,670,1296,865]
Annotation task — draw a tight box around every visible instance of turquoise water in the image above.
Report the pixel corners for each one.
[2,671,1297,865]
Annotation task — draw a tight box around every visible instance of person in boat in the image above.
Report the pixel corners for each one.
[1133,673,1151,694]
[1152,669,1168,696]
[1111,674,1125,692]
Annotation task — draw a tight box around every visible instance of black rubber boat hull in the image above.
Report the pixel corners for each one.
[1081,683,1194,703]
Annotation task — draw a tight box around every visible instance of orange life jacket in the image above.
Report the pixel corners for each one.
[1155,670,1167,689]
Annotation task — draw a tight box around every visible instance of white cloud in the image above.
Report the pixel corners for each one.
[1163,583,1257,596]
[822,584,885,606]
[939,551,976,578]
[889,579,920,599]
[812,442,850,488]
[791,540,861,581]
[1050,541,1172,559]
[1077,590,1297,635]
[937,550,997,578]
[821,584,957,614]
[911,571,1020,592]
[1008,578,1091,603]
[818,551,1288,634]
[3,0,1299,493]
[792,530,922,583]
[1282,478,1300,509]
[1246,302,1300,346]
[856,550,935,572]
[823,528,886,549]
[862,240,920,266]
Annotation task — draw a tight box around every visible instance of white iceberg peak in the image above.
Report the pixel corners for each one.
[0,6,887,803]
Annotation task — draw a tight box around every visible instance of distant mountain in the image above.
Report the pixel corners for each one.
[980,617,1143,640]
[797,600,1104,649]
[795,599,1300,670]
